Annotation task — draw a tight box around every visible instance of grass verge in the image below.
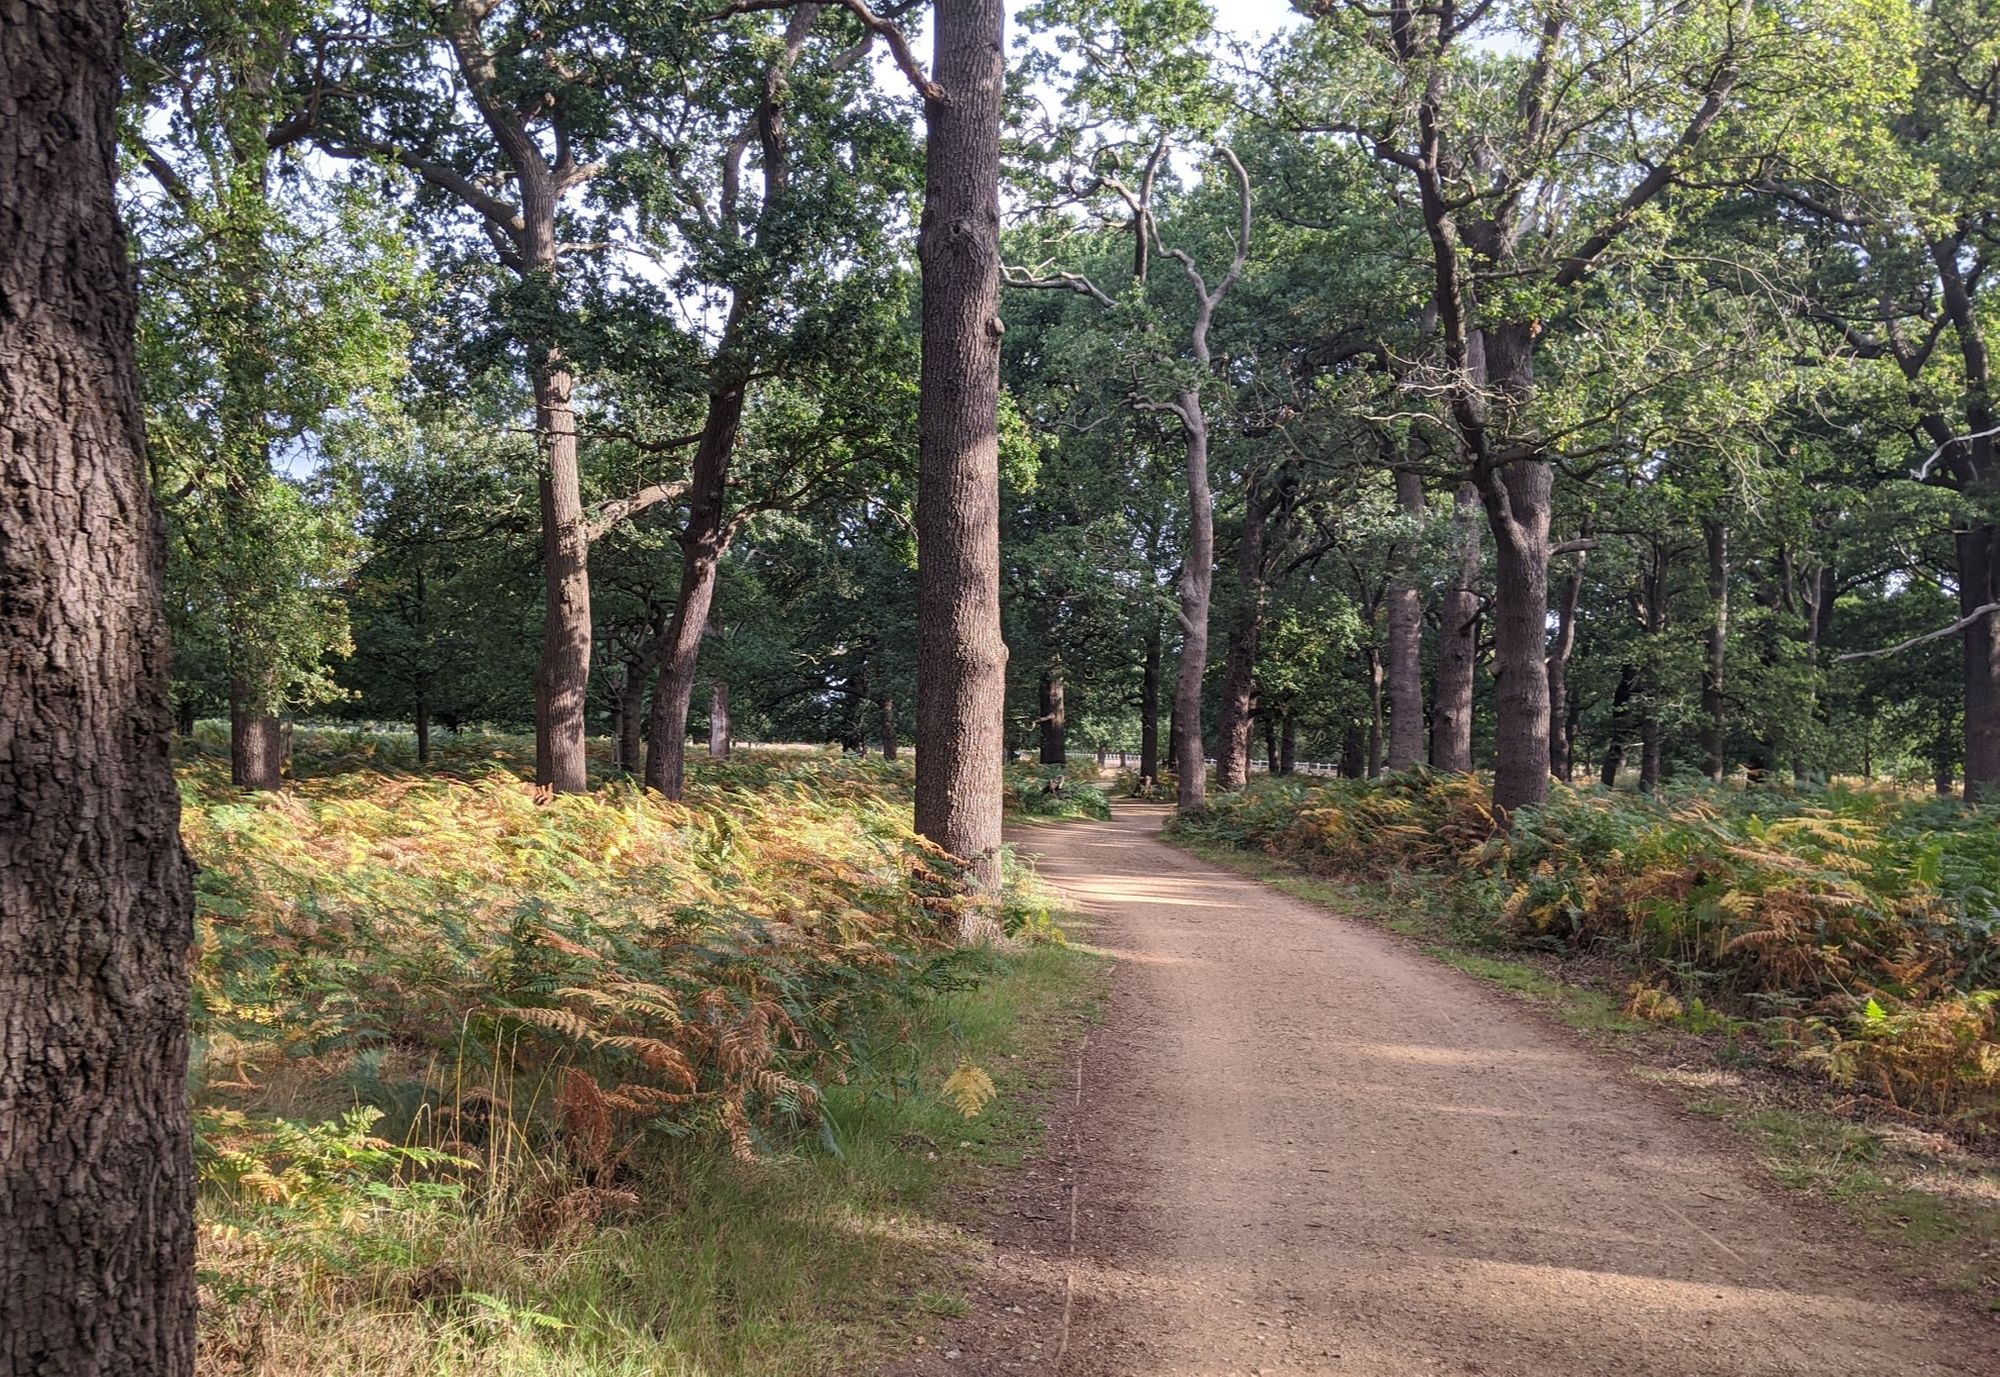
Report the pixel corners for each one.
[208,935,1107,1376]
[1167,833,2000,1312]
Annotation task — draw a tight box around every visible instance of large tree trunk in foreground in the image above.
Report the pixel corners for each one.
[1172,396,1215,811]
[1038,667,1066,764]
[914,0,1008,892]
[1214,479,1270,790]
[1430,483,1481,771]
[1385,469,1426,771]
[1,7,198,1369]
[645,387,744,799]
[1701,519,1729,782]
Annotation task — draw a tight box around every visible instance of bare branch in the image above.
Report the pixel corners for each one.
[1834,604,2000,662]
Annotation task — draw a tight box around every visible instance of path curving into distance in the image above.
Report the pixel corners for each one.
[897,800,2000,1377]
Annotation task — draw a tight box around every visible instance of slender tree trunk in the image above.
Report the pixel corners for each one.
[1038,667,1066,764]
[1173,396,1214,810]
[1262,715,1278,774]
[615,658,646,772]
[1139,620,1161,782]
[1936,711,1956,796]
[1601,662,1637,787]
[1279,712,1296,775]
[2,7,197,1367]
[1958,525,2000,801]
[531,346,592,793]
[708,680,732,760]
[415,681,431,765]
[176,700,197,736]
[1367,646,1385,777]
[914,0,1008,890]
[1214,478,1270,790]
[1546,537,1586,783]
[1701,518,1728,782]
[645,387,743,799]
[1386,469,1426,771]
[1430,482,1481,771]
[880,695,898,760]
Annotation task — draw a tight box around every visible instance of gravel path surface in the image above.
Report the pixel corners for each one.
[892,801,1999,1377]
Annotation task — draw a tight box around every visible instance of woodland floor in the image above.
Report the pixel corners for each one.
[888,801,2000,1377]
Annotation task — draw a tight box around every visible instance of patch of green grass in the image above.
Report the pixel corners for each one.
[1427,950,1648,1033]
[217,941,1107,1376]
[1678,1095,2000,1305]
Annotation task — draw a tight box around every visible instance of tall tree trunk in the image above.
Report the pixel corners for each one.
[1701,518,1728,781]
[1,7,198,1368]
[1935,710,1957,796]
[914,0,1008,891]
[1340,722,1366,779]
[1474,323,1554,814]
[1279,712,1296,775]
[1546,536,1586,783]
[415,680,431,765]
[1601,662,1637,786]
[1430,482,1481,771]
[1636,541,1669,794]
[1639,713,1664,793]
[1367,646,1385,777]
[645,386,743,799]
[1038,668,1066,764]
[708,680,732,760]
[1038,667,1066,764]
[531,345,592,794]
[1958,526,2000,800]
[880,695,898,760]
[1172,397,1214,810]
[229,686,283,790]
[615,657,647,772]
[1139,619,1161,782]
[1385,469,1426,770]
[1263,715,1278,773]
[1214,478,1270,790]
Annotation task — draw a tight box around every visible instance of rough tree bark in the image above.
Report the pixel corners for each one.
[1546,531,1587,783]
[1601,661,1637,786]
[1214,477,1272,790]
[1038,666,1067,764]
[913,0,1009,891]
[1171,398,1215,810]
[1385,468,1427,771]
[1431,482,1482,771]
[1470,323,1554,813]
[1701,518,1728,781]
[645,385,743,797]
[708,680,732,759]
[1139,619,1162,783]
[230,690,284,790]
[2,5,198,1369]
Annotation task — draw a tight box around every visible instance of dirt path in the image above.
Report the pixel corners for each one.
[899,802,2000,1377]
